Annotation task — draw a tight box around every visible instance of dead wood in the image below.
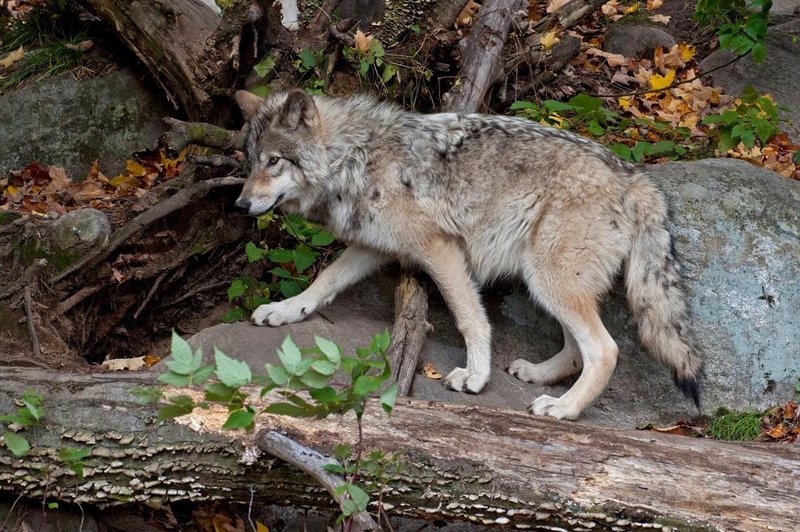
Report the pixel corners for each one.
[50,175,244,284]
[386,274,431,396]
[0,367,797,531]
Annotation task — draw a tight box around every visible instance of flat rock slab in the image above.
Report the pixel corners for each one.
[0,68,170,178]
[189,158,800,428]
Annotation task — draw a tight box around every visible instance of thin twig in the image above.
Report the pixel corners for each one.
[133,270,169,320]
[53,284,106,318]
[23,286,41,358]
[156,280,230,309]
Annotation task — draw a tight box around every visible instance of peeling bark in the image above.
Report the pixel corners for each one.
[0,368,797,530]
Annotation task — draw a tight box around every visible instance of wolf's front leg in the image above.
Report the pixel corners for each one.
[252,244,389,326]
[421,238,491,394]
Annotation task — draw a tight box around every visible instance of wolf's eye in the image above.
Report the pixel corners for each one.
[268,156,279,166]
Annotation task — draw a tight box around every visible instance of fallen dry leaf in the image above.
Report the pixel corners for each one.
[540,31,560,51]
[353,29,373,52]
[647,0,663,8]
[456,0,481,29]
[0,46,24,69]
[422,363,442,380]
[64,40,94,52]
[649,14,671,24]
[102,356,148,371]
[586,47,626,67]
[547,0,571,13]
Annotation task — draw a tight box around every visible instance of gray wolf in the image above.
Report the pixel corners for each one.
[232,89,702,420]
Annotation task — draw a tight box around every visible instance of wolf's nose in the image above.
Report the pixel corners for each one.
[235,198,251,210]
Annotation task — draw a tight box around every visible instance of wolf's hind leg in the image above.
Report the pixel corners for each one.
[421,238,492,394]
[508,326,582,384]
[252,244,389,326]
[523,271,618,420]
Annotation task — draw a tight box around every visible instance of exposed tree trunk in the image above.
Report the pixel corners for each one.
[0,368,797,531]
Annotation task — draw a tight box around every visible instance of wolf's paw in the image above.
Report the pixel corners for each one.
[251,298,313,326]
[443,368,489,394]
[529,395,580,420]
[507,359,548,384]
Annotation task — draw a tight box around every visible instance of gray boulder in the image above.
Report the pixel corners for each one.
[602,24,677,59]
[699,19,800,141]
[188,158,800,428]
[48,208,111,253]
[0,68,170,179]
[767,0,800,24]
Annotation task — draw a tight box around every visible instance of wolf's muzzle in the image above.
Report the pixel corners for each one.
[235,197,251,211]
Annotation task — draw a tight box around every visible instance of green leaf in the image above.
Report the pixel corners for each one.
[509,101,537,110]
[59,446,92,463]
[222,409,256,430]
[3,431,30,457]
[353,375,382,397]
[586,121,604,136]
[278,336,302,374]
[299,369,330,389]
[253,54,276,77]
[315,336,341,364]
[731,124,756,148]
[542,100,575,113]
[205,383,238,402]
[311,359,336,376]
[631,141,652,162]
[292,244,319,271]
[754,120,776,144]
[323,462,345,474]
[381,63,397,83]
[340,498,358,516]
[165,331,198,375]
[221,307,248,323]
[792,150,800,163]
[279,280,302,298]
[270,267,294,279]
[309,386,338,405]
[192,364,216,385]
[249,85,272,98]
[347,484,370,511]
[650,140,679,155]
[609,143,633,161]
[310,231,335,246]
[245,242,266,263]
[227,278,248,302]
[298,48,317,70]
[158,372,192,387]
[264,402,313,417]
[380,382,398,414]
[267,248,294,263]
[157,403,194,420]
[568,93,602,111]
[215,348,252,388]
[373,330,390,353]
[266,363,290,385]
[129,386,163,405]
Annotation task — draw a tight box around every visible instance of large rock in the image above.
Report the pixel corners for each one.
[188,159,800,427]
[0,68,170,179]
[767,0,800,24]
[699,19,800,141]
[602,24,677,59]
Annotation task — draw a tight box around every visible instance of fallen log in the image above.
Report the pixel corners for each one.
[0,367,797,530]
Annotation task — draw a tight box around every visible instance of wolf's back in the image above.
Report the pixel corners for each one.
[623,174,703,405]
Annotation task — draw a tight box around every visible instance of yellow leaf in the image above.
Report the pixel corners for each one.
[0,46,24,69]
[354,29,372,52]
[540,31,560,51]
[257,523,270,532]
[678,43,696,62]
[125,159,147,176]
[649,69,675,91]
[618,96,633,109]
[625,2,639,14]
[647,0,663,8]
[109,174,140,189]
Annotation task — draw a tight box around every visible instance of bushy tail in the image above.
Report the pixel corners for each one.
[623,175,703,407]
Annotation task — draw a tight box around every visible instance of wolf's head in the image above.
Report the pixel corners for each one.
[234,89,327,216]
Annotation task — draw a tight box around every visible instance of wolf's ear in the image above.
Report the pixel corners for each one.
[280,89,318,130]
[235,90,265,121]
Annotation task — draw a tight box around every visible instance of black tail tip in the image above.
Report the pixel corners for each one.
[674,373,703,410]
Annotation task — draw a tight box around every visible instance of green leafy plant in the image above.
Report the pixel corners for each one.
[224,213,337,322]
[0,390,45,457]
[133,330,398,524]
[694,0,772,63]
[702,86,780,151]
[511,94,695,163]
